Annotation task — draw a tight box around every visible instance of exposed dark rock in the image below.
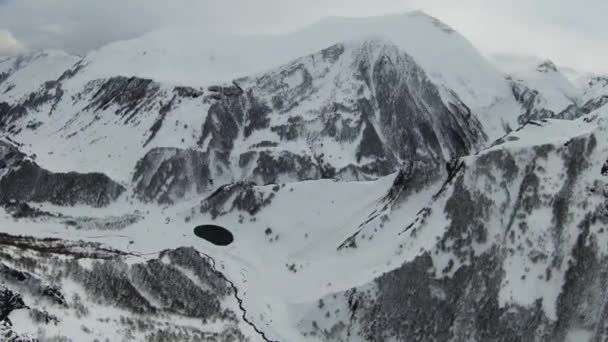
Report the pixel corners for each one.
[0,160,124,207]
[0,140,124,207]
[0,319,38,342]
[0,286,25,321]
[0,263,67,307]
[270,116,304,141]
[321,43,345,63]
[198,182,275,219]
[243,94,272,138]
[356,120,386,163]
[133,147,211,204]
[0,72,9,86]
[174,86,204,98]
[239,151,257,169]
[83,76,160,123]
[187,39,490,190]
[207,84,244,97]
[536,60,558,73]
[197,96,243,164]
[250,141,279,149]
[144,95,176,147]
[251,151,321,185]
[0,200,57,220]
[0,232,247,340]
[510,78,585,123]
[581,95,608,115]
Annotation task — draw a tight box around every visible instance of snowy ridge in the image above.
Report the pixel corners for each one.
[1,35,488,205]
[72,11,521,138]
[493,55,608,124]
[3,111,608,340]
[79,11,505,105]
[0,50,80,105]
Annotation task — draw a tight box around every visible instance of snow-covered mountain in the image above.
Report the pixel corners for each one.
[1,11,608,342]
[0,50,80,105]
[492,54,608,124]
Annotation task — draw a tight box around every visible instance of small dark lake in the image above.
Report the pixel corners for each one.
[193,225,234,246]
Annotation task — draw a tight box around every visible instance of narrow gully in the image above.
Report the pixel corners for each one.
[197,250,279,342]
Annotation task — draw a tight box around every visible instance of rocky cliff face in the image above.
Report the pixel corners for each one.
[582,77,608,114]
[510,78,582,123]
[115,39,487,203]
[133,147,211,204]
[0,139,124,207]
[505,60,608,126]
[296,115,608,341]
[195,39,485,190]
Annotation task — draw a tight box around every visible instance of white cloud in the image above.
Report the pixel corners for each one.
[0,0,606,72]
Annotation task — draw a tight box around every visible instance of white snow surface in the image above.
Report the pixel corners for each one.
[493,54,580,113]
[0,50,80,104]
[79,12,514,127]
[4,110,608,340]
[83,12,500,94]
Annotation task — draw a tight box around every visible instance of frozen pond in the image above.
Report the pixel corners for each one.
[193,225,234,246]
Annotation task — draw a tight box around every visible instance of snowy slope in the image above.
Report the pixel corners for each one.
[76,11,518,138]
[492,54,608,124]
[3,111,608,340]
[581,76,608,113]
[493,55,582,122]
[81,12,502,100]
[0,36,487,205]
[0,50,80,105]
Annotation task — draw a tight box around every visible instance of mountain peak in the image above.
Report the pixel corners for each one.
[536,59,558,73]
[406,10,456,34]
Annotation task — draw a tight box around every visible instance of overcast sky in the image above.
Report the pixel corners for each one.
[0,0,606,72]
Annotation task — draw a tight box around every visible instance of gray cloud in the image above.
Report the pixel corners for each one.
[0,0,606,72]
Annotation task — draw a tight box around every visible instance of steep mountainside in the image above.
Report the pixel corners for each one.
[493,55,608,124]
[0,50,80,105]
[0,36,487,204]
[582,76,608,114]
[0,234,255,341]
[0,138,124,207]
[297,114,608,341]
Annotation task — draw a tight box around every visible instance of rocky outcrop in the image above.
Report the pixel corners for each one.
[301,117,608,341]
[0,286,25,322]
[0,162,125,207]
[0,39,492,205]
[581,76,608,114]
[510,78,582,123]
[192,181,277,220]
[581,95,608,115]
[125,39,488,204]
[0,140,124,207]
[194,39,485,191]
[0,80,66,134]
[133,147,211,204]
[83,76,160,121]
